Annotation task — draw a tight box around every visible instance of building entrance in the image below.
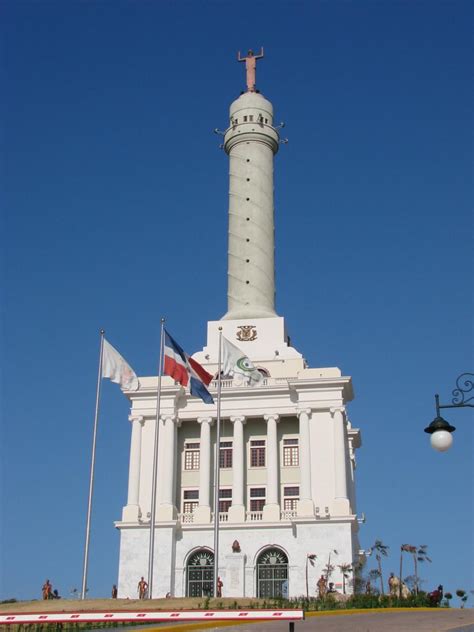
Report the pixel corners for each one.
[186,549,214,597]
[256,548,289,598]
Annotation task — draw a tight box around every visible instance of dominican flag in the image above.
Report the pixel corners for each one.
[163,330,214,404]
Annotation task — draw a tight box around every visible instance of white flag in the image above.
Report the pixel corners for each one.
[102,339,139,391]
[221,337,263,386]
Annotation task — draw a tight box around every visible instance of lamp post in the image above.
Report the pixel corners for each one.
[424,373,474,451]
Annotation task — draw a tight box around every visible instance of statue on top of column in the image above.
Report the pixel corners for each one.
[238,48,264,92]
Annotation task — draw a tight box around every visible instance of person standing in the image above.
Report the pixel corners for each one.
[111,584,118,598]
[216,576,223,598]
[316,575,327,598]
[137,577,148,599]
[42,580,52,600]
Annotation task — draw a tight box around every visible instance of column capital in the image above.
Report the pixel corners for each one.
[128,414,144,425]
[297,408,311,417]
[330,406,346,417]
[197,416,214,425]
[230,416,247,425]
[264,414,280,423]
[161,414,181,426]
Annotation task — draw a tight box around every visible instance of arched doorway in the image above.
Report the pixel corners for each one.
[256,548,289,598]
[186,549,214,597]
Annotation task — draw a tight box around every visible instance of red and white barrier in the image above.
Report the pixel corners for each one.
[0,609,305,625]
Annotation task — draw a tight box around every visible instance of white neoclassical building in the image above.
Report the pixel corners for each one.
[116,52,363,600]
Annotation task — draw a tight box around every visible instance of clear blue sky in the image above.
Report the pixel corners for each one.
[2,0,473,602]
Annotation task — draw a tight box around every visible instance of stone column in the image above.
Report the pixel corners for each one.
[228,416,246,523]
[330,407,350,515]
[194,417,214,523]
[122,415,144,521]
[263,414,280,521]
[157,414,178,521]
[297,408,314,516]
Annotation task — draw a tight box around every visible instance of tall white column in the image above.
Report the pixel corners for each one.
[157,414,178,521]
[297,408,314,517]
[222,92,280,320]
[122,415,144,521]
[263,414,280,521]
[228,416,246,523]
[194,417,213,523]
[330,407,350,515]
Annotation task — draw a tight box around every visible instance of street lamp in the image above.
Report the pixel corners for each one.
[424,373,474,451]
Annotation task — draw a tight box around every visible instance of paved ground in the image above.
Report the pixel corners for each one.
[195,612,474,632]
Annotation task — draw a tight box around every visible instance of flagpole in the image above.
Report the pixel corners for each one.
[147,318,165,599]
[213,327,223,597]
[81,328,105,600]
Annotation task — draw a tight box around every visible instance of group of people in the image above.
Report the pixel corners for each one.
[41,580,60,600]
[136,575,223,599]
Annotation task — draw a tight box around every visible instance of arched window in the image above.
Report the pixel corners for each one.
[186,549,214,597]
[256,548,289,598]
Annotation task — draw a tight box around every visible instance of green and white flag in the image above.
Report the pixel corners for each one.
[221,337,263,386]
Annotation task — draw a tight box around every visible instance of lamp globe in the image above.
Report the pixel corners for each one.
[430,429,453,452]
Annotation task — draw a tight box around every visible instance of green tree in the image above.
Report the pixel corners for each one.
[456,589,467,608]
[370,540,389,595]
[338,563,352,594]
[305,554,317,599]
[324,550,338,582]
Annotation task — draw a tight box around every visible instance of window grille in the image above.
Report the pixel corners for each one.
[250,439,266,467]
[184,442,200,470]
[219,488,232,513]
[283,437,299,466]
[219,441,233,468]
[250,487,266,511]
[183,489,199,513]
[283,486,299,510]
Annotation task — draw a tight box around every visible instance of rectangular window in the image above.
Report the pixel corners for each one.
[183,489,199,513]
[249,115,254,121]
[283,437,299,466]
[184,441,200,470]
[220,441,233,468]
[219,488,232,513]
[243,115,248,122]
[250,439,266,467]
[283,486,299,511]
[250,487,266,511]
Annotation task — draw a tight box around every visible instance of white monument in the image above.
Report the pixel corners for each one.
[116,50,363,599]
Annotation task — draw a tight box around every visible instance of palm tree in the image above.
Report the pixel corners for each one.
[400,544,416,599]
[338,563,352,594]
[368,568,381,593]
[323,562,335,583]
[414,545,431,594]
[370,540,389,595]
[324,549,338,582]
[402,544,431,594]
[305,554,317,599]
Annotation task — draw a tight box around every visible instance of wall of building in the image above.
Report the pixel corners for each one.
[117,520,355,599]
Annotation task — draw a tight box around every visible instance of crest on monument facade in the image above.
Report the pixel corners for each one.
[236,325,257,342]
